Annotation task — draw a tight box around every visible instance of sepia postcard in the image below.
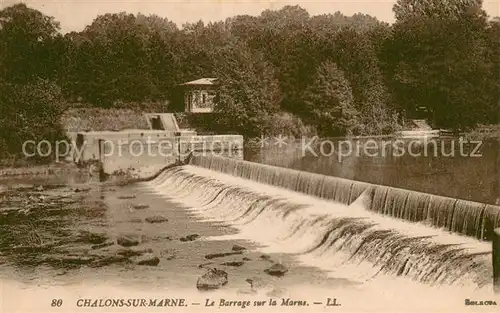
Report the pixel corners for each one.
[0,0,499,312]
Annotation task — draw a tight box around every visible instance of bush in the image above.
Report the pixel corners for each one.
[0,80,67,159]
[61,108,150,132]
[261,112,316,138]
[111,100,169,112]
[302,61,360,137]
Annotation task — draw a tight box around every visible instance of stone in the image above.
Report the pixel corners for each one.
[179,234,200,242]
[133,253,160,266]
[132,204,149,210]
[117,195,136,199]
[116,236,139,247]
[196,268,228,291]
[117,247,153,257]
[264,263,288,277]
[205,251,243,259]
[242,257,251,261]
[145,216,168,223]
[34,185,44,192]
[231,244,246,252]
[221,261,244,267]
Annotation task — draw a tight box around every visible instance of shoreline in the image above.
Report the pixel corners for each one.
[0,161,92,178]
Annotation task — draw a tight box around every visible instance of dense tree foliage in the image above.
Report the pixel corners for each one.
[0,1,498,155]
[0,79,66,158]
[302,61,359,137]
[212,41,281,137]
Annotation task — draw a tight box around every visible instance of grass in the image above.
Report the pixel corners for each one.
[61,108,150,132]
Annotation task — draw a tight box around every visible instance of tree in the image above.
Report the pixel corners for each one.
[212,41,281,138]
[393,0,484,21]
[386,0,494,129]
[333,27,399,135]
[0,3,62,84]
[0,80,66,157]
[302,61,359,137]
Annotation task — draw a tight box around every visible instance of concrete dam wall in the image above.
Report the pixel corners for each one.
[98,134,244,175]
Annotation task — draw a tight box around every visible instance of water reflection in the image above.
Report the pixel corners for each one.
[245,138,500,205]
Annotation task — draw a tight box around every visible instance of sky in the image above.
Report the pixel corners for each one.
[2,0,499,34]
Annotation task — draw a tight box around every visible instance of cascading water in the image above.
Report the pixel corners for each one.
[139,162,494,291]
[189,155,500,241]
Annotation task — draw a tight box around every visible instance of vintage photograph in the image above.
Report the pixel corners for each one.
[0,0,499,312]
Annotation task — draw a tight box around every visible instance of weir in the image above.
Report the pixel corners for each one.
[188,154,500,242]
[137,155,500,290]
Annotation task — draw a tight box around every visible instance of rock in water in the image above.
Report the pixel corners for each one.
[180,234,199,242]
[117,247,153,257]
[231,244,246,252]
[205,251,242,259]
[221,261,244,267]
[132,204,149,210]
[116,236,139,247]
[134,253,160,266]
[196,268,228,291]
[117,195,136,199]
[145,216,168,223]
[264,263,288,277]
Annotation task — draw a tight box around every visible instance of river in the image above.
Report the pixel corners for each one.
[0,168,498,313]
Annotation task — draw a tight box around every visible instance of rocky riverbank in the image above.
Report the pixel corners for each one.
[0,162,91,177]
[0,176,347,296]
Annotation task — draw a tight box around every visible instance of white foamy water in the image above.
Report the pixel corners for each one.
[2,164,499,313]
[129,165,500,312]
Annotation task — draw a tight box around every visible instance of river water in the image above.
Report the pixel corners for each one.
[0,172,498,313]
[0,174,359,312]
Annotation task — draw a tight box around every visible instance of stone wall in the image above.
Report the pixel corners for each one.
[98,134,244,177]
